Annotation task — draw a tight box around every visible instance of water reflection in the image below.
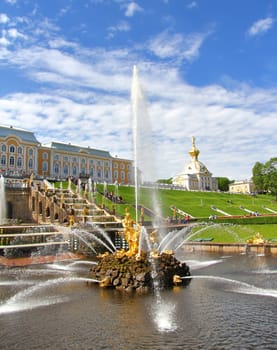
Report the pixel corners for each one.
[0,254,276,349]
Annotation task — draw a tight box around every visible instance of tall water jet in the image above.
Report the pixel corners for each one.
[131,66,163,234]
[0,175,7,224]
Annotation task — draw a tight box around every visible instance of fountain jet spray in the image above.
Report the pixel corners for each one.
[131,65,162,232]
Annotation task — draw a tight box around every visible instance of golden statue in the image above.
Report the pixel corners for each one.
[122,208,140,256]
[247,232,265,244]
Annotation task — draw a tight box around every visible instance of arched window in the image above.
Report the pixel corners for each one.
[10,145,15,153]
[97,169,102,178]
[18,146,22,154]
[64,165,69,175]
[2,144,6,152]
[89,168,94,177]
[29,148,33,156]
[43,152,48,160]
[1,155,6,165]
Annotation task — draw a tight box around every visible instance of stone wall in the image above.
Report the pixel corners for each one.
[6,188,32,222]
[183,242,277,256]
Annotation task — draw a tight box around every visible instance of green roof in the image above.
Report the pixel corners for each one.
[46,142,113,158]
[0,125,39,144]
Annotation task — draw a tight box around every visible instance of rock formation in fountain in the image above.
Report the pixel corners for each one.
[89,208,191,292]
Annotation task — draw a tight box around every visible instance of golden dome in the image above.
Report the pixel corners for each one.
[188,136,200,160]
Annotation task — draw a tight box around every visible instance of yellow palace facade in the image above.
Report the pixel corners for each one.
[0,125,133,184]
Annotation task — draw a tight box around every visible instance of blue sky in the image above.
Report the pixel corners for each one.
[1,0,277,181]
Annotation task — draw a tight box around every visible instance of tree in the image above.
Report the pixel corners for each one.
[156,178,172,184]
[252,161,265,193]
[216,177,232,192]
[263,158,277,200]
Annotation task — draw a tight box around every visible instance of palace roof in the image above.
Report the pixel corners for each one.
[44,141,113,159]
[0,125,39,144]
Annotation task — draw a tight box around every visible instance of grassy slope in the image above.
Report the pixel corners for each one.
[98,184,277,243]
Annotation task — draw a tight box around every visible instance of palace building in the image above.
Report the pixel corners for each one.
[172,136,218,191]
[0,125,133,184]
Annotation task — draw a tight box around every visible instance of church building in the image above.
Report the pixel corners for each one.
[172,137,218,191]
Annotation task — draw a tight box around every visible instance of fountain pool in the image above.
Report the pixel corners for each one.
[0,253,276,349]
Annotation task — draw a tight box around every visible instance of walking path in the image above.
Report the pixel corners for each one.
[0,252,84,267]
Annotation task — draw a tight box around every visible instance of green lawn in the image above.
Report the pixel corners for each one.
[99,184,277,218]
[95,184,277,243]
[60,182,277,243]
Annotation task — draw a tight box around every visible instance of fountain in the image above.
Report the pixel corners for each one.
[89,66,191,291]
[0,175,7,224]
[0,68,277,349]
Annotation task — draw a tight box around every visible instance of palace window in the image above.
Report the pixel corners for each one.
[72,166,77,176]
[28,158,33,169]
[54,163,59,174]
[1,144,6,152]
[64,165,69,175]
[120,171,125,180]
[114,171,118,179]
[97,169,102,178]
[9,156,15,166]
[18,146,22,154]
[1,155,6,165]
[42,161,48,172]
[29,148,33,156]
[43,152,48,160]
[104,170,109,179]
[10,145,15,153]
[17,157,22,167]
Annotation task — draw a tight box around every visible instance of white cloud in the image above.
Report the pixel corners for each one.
[5,0,17,4]
[7,28,27,40]
[0,35,10,46]
[48,38,78,49]
[187,1,197,9]
[107,21,130,39]
[0,13,9,24]
[147,30,208,62]
[247,17,274,36]
[125,2,143,17]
